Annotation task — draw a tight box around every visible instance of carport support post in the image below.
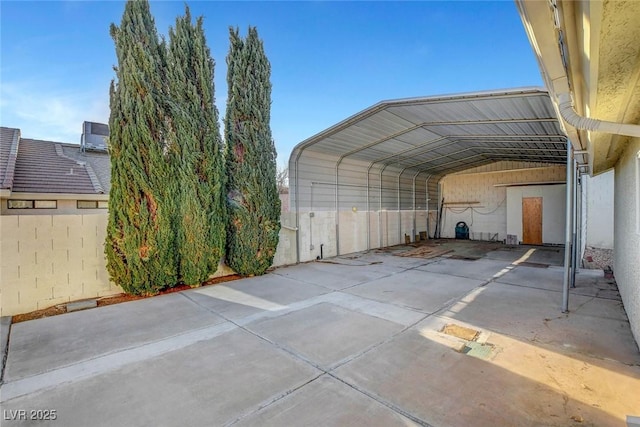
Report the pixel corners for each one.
[335,163,340,256]
[571,158,578,288]
[366,168,370,250]
[397,172,401,244]
[562,142,574,313]
[412,171,418,242]
[425,177,430,239]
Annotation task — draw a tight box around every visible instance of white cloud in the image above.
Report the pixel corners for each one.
[0,79,110,143]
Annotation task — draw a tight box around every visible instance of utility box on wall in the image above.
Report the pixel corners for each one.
[506,184,566,245]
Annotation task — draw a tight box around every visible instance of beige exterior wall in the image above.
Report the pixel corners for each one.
[614,137,640,345]
[439,165,566,241]
[0,214,121,316]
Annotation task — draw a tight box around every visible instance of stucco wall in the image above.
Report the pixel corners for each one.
[614,137,640,345]
[439,166,566,241]
[584,170,615,249]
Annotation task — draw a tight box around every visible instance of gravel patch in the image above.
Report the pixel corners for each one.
[583,247,614,270]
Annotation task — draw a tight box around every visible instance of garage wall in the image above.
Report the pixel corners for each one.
[584,169,614,249]
[506,184,566,244]
[439,164,566,241]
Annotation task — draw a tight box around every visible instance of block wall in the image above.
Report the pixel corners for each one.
[0,214,120,316]
[1,214,300,316]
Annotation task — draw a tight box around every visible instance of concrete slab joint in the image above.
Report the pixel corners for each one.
[0,242,638,426]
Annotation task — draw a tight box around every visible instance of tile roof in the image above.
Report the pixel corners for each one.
[12,138,104,194]
[0,127,20,190]
[61,145,111,193]
[1,126,112,195]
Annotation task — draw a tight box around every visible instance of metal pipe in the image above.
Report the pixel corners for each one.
[397,170,401,245]
[576,173,583,271]
[571,158,578,288]
[578,174,585,266]
[426,176,431,239]
[562,142,573,313]
[412,171,420,242]
[310,182,314,254]
[294,156,301,264]
[335,162,340,256]
[437,182,442,239]
[379,165,384,248]
[366,167,371,250]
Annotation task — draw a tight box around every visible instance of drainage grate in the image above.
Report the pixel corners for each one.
[460,342,494,360]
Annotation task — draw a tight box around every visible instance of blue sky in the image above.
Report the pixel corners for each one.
[1,1,542,166]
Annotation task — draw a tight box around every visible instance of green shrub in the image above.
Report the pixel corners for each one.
[224,27,281,276]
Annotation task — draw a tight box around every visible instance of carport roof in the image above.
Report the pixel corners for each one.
[290,87,567,176]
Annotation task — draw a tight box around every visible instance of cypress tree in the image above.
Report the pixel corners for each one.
[167,7,226,286]
[224,27,281,276]
[105,0,178,294]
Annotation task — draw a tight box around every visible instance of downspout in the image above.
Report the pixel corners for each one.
[558,93,640,138]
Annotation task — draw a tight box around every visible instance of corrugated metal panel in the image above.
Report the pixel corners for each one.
[289,88,570,258]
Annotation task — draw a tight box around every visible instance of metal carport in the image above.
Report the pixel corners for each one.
[289,87,579,311]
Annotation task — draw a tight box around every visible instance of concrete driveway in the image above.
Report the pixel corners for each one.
[1,242,639,426]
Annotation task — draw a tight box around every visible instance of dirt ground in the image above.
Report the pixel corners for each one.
[11,274,242,324]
